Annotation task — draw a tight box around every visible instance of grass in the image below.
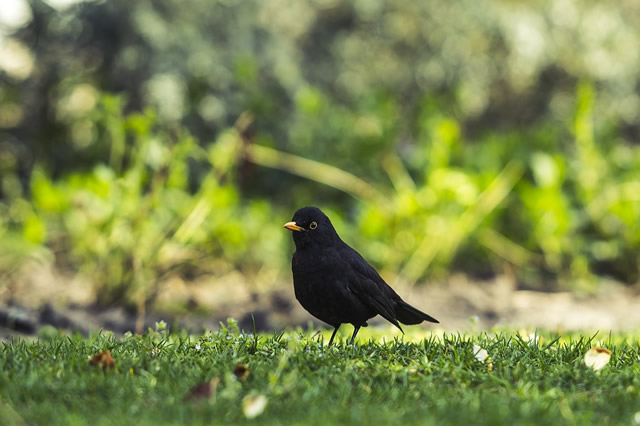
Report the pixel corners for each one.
[1,321,639,426]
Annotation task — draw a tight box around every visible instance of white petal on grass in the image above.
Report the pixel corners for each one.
[633,411,640,425]
[242,394,268,419]
[584,347,611,371]
[473,345,489,363]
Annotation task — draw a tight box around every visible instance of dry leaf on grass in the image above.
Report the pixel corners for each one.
[183,377,221,403]
[89,350,115,369]
[584,347,611,371]
[233,363,250,381]
[242,394,267,419]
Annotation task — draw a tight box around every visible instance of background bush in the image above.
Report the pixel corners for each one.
[1,0,639,306]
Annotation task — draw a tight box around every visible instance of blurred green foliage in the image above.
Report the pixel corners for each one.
[1,0,639,306]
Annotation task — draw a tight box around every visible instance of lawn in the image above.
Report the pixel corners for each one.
[1,321,639,425]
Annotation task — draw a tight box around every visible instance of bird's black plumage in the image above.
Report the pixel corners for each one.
[284,206,439,345]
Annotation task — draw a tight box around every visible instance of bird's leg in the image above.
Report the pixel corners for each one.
[349,326,361,345]
[327,325,340,346]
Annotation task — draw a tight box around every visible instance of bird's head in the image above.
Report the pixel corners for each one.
[283,206,339,249]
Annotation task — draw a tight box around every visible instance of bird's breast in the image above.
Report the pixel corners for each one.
[291,248,373,326]
[292,250,339,279]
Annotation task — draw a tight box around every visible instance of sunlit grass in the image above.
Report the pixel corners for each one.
[1,322,639,425]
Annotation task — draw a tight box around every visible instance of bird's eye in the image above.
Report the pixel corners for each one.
[309,221,318,230]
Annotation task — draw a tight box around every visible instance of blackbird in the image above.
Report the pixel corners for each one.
[284,206,438,346]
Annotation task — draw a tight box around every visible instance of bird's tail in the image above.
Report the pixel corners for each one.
[395,300,439,325]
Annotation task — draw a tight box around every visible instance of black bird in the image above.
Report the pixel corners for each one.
[284,206,439,346]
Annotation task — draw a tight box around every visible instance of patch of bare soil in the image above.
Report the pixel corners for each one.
[402,275,640,332]
[2,261,639,339]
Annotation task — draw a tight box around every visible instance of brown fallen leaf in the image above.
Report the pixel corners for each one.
[183,377,220,403]
[89,350,115,369]
[233,363,250,381]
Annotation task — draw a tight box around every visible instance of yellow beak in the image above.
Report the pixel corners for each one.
[283,221,305,232]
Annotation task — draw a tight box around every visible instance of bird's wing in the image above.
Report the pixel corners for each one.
[339,244,403,331]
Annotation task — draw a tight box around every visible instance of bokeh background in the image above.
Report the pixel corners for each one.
[1,0,639,332]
